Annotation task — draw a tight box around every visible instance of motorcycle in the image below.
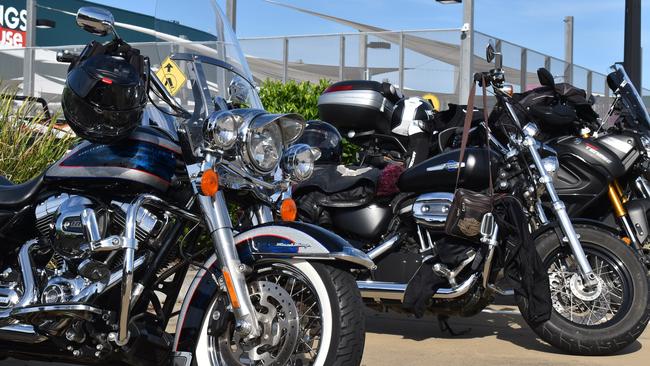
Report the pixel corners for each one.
[289,45,650,356]
[0,3,370,366]
[487,63,650,265]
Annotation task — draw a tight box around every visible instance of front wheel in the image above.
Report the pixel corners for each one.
[518,225,650,355]
[195,261,365,366]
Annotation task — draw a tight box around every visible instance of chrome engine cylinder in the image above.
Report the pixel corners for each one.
[412,192,454,228]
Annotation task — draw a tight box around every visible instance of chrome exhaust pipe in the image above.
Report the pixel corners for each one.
[357,274,478,301]
[0,324,47,343]
[367,234,401,260]
[0,240,38,320]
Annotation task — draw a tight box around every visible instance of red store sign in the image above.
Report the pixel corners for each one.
[0,5,27,47]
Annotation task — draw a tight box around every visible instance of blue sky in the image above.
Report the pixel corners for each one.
[95,0,650,88]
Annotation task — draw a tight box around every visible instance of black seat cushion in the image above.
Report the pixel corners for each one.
[0,174,44,209]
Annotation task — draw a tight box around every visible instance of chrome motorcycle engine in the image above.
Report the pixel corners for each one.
[36,194,109,259]
[30,194,165,304]
[35,194,163,260]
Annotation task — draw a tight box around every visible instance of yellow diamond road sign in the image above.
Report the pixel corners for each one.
[156,57,186,96]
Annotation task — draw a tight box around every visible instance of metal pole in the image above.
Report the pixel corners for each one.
[586,70,593,96]
[23,0,36,96]
[458,0,474,104]
[359,33,368,80]
[544,56,551,72]
[226,0,237,32]
[564,16,574,84]
[399,32,405,91]
[520,48,527,92]
[339,35,345,81]
[624,0,641,88]
[282,37,289,83]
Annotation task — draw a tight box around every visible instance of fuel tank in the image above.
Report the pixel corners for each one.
[550,136,629,216]
[45,126,182,194]
[397,148,499,193]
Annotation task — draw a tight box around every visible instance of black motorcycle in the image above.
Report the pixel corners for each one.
[487,64,650,265]
[290,46,650,356]
[0,4,370,366]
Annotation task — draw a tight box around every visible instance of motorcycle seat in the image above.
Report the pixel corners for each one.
[0,174,44,209]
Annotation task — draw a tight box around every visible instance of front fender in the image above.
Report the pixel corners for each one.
[532,218,621,240]
[235,221,374,270]
[172,221,373,353]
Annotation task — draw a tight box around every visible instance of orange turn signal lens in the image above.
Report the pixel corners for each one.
[200,169,219,196]
[280,198,297,221]
[222,269,240,309]
[501,85,514,97]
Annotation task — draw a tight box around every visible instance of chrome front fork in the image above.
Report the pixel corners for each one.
[197,192,262,338]
[524,136,598,287]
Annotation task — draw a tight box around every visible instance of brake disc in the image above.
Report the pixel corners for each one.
[224,280,300,365]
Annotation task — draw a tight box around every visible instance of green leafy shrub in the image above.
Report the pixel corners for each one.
[0,90,76,183]
[259,79,360,164]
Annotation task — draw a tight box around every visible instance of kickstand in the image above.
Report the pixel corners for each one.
[437,315,471,336]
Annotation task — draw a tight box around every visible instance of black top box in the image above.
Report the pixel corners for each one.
[317,80,402,134]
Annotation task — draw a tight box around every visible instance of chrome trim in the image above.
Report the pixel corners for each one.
[243,245,376,270]
[425,161,465,172]
[72,256,145,303]
[0,240,38,320]
[412,192,454,227]
[367,234,401,260]
[114,194,200,346]
[433,252,476,288]
[318,90,394,114]
[635,176,650,198]
[81,208,101,242]
[11,304,104,320]
[198,192,262,338]
[357,274,478,301]
[524,133,597,287]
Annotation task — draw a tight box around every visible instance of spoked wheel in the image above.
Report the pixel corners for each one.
[195,260,365,366]
[518,225,650,355]
[547,248,627,326]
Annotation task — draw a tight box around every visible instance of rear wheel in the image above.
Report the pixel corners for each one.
[195,260,365,366]
[518,225,650,355]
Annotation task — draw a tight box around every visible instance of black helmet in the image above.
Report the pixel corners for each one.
[62,53,147,143]
[296,120,342,165]
[390,97,435,136]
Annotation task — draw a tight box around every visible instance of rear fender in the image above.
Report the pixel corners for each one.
[172,221,373,352]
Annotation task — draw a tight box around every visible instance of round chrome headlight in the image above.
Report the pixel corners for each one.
[247,122,283,173]
[204,111,241,150]
[282,144,320,181]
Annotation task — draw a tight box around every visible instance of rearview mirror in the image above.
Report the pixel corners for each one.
[486,41,496,64]
[76,7,115,37]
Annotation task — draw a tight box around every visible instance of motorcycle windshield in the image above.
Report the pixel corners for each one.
[610,64,650,130]
[147,0,262,150]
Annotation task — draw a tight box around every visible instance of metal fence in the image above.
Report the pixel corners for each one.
[240,29,650,116]
[0,28,648,116]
